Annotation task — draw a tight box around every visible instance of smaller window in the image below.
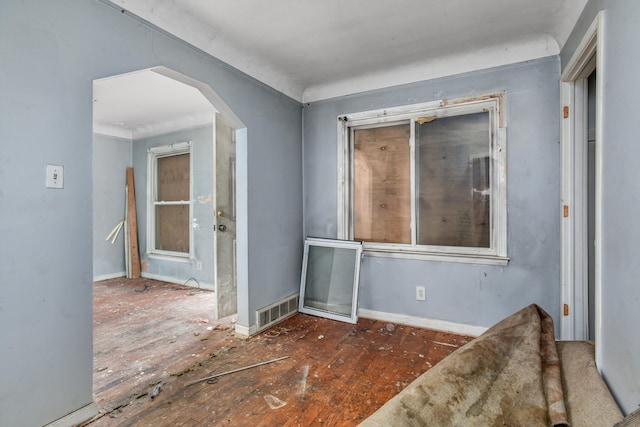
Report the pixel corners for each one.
[148,142,192,257]
[299,238,363,324]
[338,93,508,265]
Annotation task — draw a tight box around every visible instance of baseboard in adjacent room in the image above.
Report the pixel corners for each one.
[141,272,215,291]
[93,272,126,282]
[44,402,98,427]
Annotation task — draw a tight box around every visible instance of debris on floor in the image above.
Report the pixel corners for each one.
[264,394,287,409]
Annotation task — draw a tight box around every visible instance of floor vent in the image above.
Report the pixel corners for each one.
[256,293,299,332]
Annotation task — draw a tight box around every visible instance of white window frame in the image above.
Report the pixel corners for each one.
[147,141,193,259]
[337,93,508,265]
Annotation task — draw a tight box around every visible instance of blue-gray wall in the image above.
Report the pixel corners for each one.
[0,0,302,425]
[303,57,562,331]
[561,0,640,414]
[132,125,216,288]
[93,133,132,279]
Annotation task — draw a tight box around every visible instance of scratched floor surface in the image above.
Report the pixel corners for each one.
[88,279,472,426]
[92,278,234,412]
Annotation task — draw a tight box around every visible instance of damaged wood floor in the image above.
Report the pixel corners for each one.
[92,278,231,411]
[89,278,472,426]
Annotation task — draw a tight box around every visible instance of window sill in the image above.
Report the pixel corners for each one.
[147,253,192,263]
[363,248,510,266]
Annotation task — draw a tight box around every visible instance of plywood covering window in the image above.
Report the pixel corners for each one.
[354,124,411,244]
[148,142,192,257]
[339,93,508,265]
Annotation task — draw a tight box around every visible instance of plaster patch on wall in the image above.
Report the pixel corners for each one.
[197,194,214,204]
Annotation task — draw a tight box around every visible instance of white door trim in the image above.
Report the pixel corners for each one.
[560,11,604,364]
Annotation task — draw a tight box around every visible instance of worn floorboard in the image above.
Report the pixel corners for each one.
[92,278,231,412]
[89,278,472,426]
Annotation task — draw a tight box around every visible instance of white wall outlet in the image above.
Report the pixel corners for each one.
[196,261,203,271]
[416,286,426,301]
[46,164,64,189]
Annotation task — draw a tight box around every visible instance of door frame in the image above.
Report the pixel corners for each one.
[147,67,244,319]
[560,12,604,356]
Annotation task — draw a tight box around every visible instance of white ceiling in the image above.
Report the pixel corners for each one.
[95,0,588,137]
[109,0,588,103]
[93,69,215,139]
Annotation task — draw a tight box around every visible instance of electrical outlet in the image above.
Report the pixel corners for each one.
[196,261,203,271]
[416,286,426,301]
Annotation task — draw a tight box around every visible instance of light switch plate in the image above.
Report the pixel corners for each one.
[46,164,64,189]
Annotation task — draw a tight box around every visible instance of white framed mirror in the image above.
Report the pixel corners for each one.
[299,237,363,323]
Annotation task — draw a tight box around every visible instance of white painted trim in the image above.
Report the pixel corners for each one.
[236,309,488,339]
[148,141,191,155]
[189,143,195,257]
[572,78,589,341]
[364,250,509,266]
[494,126,508,258]
[337,93,507,264]
[93,272,126,282]
[561,16,599,82]
[212,112,219,297]
[593,12,605,370]
[146,141,193,258]
[576,78,590,338]
[303,38,558,103]
[560,79,575,340]
[358,308,487,337]
[146,253,192,263]
[234,322,257,337]
[299,238,363,324]
[44,402,99,427]
[93,122,133,139]
[140,272,215,291]
[340,99,443,123]
[409,117,417,246]
[336,118,348,238]
[559,12,604,349]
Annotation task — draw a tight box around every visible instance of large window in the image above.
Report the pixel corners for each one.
[148,142,192,257]
[338,93,507,264]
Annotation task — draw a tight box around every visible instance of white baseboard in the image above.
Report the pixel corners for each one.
[237,309,487,338]
[357,308,488,337]
[45,402,99,427]
[235,323,258,337]
[140,272,215,291]
[93,272,126,282]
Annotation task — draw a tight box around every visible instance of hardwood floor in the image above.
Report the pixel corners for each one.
[92,278,232,412]
[88,278,472,426]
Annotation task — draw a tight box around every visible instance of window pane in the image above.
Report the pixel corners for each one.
[354,124,411,244]
[416,112,490,248]
[303,245,357,316]
[155,204,190,253]
[157,153,190,202]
